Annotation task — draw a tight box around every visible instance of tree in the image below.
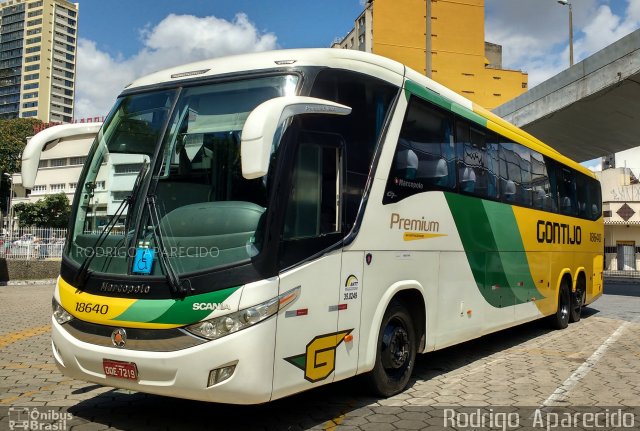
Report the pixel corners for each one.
[13,193,71,228]
[0,118,44,175]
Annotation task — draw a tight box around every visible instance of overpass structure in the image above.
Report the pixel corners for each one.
[494,29,640,163]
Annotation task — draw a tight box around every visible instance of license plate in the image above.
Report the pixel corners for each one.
[103,359,138,380]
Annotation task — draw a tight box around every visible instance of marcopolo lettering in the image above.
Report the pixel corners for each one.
[536,220,582,245]
[390,213,439,232]
[100,282,151,295]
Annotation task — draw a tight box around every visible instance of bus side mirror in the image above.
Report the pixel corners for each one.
[240,96,351,179]
[21,123,102,188]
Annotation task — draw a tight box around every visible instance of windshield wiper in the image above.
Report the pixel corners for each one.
[73,162,149,288]
[145,194,191,295]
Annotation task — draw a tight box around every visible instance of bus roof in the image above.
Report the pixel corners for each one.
[125,48,406,90]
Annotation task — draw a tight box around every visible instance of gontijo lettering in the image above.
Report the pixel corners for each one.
[536,220,582,245]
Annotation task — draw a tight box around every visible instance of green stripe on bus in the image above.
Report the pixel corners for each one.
[451,104,487,127]
[404,80,488,127]
[445,193,540,307]
[113,286,240,325]
[405,80,451,110]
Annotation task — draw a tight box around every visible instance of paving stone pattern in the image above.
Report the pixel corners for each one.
[0,283,638,430]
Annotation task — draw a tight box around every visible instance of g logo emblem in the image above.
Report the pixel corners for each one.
[284,330,353,382]
[111,328,127,348]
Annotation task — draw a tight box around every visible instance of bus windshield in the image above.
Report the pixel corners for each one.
[67,74,299,277]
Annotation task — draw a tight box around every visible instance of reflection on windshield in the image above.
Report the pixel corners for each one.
[67,75,298,277]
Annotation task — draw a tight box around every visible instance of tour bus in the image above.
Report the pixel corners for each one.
[24,49,603,403]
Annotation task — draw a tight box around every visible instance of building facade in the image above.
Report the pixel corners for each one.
[0,0,78,122]
[333,0,528,110]
[596,167,640,273]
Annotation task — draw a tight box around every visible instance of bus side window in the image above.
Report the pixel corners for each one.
[279,130,345,269]
[456,121,497,200]
[383,96,456,204]
[530,150,551,211]
[284,139,341,240]
[498,141,531,207]
[557,166,577,216]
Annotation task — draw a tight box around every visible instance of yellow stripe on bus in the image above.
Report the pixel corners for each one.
[58,278,181,329]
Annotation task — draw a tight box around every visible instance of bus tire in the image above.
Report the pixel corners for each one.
[551,281,571,330]
[366,300,416,397]
[569,277,585,323]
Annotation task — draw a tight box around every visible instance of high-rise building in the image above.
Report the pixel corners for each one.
[0,0,78,122]
[333,0,528,110]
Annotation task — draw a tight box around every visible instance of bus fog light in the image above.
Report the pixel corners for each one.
[208,364,236,386]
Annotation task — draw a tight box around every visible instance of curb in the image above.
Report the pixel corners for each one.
[0,278,57,286]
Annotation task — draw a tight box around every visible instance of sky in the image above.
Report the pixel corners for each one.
[73,0,640,121]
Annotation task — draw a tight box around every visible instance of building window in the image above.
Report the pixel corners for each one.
[38,159,48,168]
[25,55,40,63]
[27,9,42,17]
[23,91,38,99]
[50,158,67,167]
[69,182,77,191]
[25,64,39,72]
[522,82,528,88]
[22,111,37,117]
[26,28,42,36]
[50,183,65,192]
[69,156,86,165]
[95,181,106,190]
[31,185,46,194]
[114,163,143,175]
[27,18,42,26]
[22,101,38,109]
[26,36,41,44]
[23,83,38,90]
[25,46,40,54]
[24,73,39,81]
[28,1,43,8]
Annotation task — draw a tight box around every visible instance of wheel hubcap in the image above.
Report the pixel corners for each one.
[381,321,410,370]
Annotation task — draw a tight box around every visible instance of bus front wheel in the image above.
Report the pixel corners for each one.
[551,282,571,330]
[367,300,416,397]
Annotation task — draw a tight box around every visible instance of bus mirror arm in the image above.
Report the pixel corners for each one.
[240,96,351,179]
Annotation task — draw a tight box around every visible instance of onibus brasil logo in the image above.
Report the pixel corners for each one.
[284,330,353,382]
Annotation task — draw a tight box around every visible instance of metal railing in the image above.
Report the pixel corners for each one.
[604,244,640,279]
[0,227,67,260]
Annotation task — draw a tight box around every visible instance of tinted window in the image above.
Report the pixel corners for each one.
[384,96,455,203]
[309,70,397,229]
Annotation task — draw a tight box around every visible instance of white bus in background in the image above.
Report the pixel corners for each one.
[22,49,603,403]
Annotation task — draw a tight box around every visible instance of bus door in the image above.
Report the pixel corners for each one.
[271,131,346,399]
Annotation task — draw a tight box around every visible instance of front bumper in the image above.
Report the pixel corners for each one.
[51,316,276,404]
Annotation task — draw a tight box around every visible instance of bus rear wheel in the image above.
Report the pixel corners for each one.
[551,282,571,330]
[367,300,416,397]
[569,283,584,323]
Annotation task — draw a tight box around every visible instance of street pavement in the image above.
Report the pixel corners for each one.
[0,280,638,430]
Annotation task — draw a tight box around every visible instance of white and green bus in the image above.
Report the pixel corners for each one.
[26,49,604,403]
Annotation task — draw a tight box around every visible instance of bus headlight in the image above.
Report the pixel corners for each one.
[52,298,73,325]
[185,286,300,341]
